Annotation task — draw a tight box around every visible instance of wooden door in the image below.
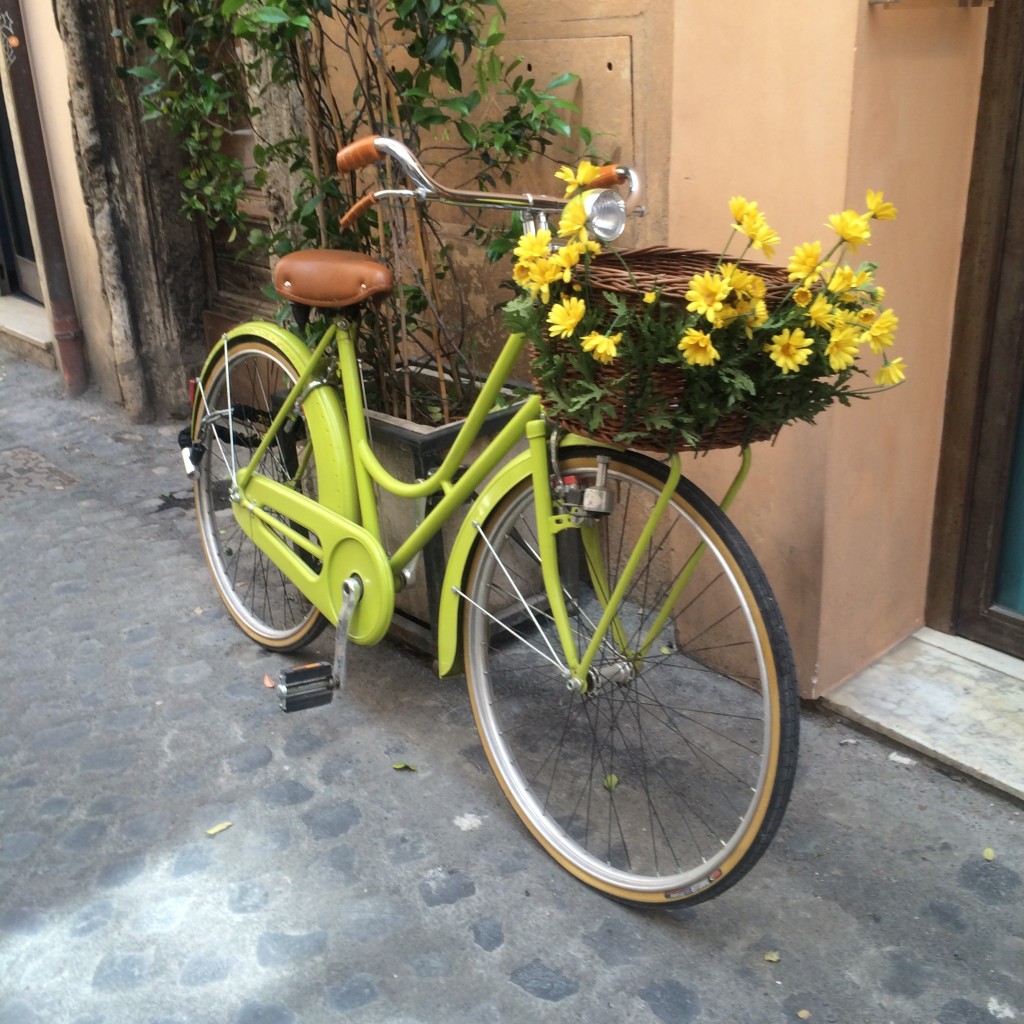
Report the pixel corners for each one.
[931,2,1024,656]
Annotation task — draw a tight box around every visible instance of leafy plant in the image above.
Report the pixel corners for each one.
[122,0,592,422]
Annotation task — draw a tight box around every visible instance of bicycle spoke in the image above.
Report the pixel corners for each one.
[194,340,326,651]
[464,451,798,904]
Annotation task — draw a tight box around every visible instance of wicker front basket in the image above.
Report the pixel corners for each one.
[534,246,792,453]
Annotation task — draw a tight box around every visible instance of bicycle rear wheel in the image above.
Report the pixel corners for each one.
[462,448,798,906]
[193,337,328,651]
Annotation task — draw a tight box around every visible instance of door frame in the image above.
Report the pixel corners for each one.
[928,0,1024,653]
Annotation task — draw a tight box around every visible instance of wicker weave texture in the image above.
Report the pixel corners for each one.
[535,247,789,452]
[586,246,791,306]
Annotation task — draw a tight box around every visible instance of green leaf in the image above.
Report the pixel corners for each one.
[423,34,449,62]
[441,96,472,116]
[125,65,162,81]
[546,71,578,90]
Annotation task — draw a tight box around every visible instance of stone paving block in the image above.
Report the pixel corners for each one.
[1,353,1024,1023]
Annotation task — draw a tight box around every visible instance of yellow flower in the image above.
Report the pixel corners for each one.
[793,286,813,308]
[555,160,601,197]
[806,293,834,331]
[827,210,872,251]
[749,299,769,328]
[525,258,564,304]
[557,195,590,243]
[866,308,899,353]
[686,271,732,324]
[766,328,813,374]
[514,229,552,261]
[875,356,907,386]
[739,211,780,259]
[547,296,586,338]
[825,324,860,372]
[787,241,823,284]
[723,264,766,300]
[866,189,898,221]
[729,196,759,226]
[549,242,583,282]
[581,331,622,365]
[643,291,657,304]
[722,297,768,339]
[856,307,878,327]
[827,265,856,295]
[851,267,874,290]
[678,328,721,366]
[512,260,533,288]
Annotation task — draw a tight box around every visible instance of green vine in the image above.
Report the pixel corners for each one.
[119,1,592,422]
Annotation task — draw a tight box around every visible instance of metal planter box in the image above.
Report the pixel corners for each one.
[365,398,525,657]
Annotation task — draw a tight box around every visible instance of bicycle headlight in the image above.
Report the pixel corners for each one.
[582,188,627,242]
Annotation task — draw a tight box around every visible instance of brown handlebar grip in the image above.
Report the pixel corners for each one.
[336,136,385,173]
[585,164,627,190]
[339,192,378,231]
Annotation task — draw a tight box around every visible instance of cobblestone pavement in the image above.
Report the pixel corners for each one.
[1,351,1022,1024]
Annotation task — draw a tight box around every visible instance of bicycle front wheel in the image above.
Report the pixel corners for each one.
[193,336,328,652]
[462,449,798,906]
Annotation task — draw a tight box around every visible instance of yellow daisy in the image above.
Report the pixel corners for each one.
[825,324,860,372]
[827,210,872,251]
[866,189,898,221]
[766,328,813,374]
[875,356,907,386]
[580,331,622,364]
[678,328,721,366]
[685,271,732,324]
[547,296,586,338]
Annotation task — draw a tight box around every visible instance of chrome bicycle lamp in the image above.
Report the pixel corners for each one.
[582,188,627,242]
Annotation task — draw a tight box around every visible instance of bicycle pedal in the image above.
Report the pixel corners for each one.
[276,662,336,712]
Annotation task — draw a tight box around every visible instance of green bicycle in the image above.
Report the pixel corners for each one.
[181,136,799,907]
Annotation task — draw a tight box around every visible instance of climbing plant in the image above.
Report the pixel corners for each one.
[122,0,591,422]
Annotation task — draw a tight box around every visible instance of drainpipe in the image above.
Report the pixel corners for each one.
[1,1,88,396]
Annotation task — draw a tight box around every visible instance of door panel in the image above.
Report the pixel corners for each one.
[952,19,1024,657]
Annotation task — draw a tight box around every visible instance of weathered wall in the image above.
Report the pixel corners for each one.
[501,0,673,250]
[52,0,211,419]
[668,0,987,695]
[818,1,987,688]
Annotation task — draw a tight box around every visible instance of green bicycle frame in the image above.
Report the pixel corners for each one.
[214,318,752,686]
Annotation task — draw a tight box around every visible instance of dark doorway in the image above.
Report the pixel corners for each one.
[0,79,42,303]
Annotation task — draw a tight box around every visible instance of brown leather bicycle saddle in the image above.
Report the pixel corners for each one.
[272,250,393,308]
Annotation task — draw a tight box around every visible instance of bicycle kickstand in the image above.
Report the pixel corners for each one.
[275,577,363,712]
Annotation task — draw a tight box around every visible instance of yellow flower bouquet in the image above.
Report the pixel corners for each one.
[503,167,905,451]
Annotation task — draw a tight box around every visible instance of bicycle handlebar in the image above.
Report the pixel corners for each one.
[335,135,638,230]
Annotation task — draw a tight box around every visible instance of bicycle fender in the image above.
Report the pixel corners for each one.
[193,321,359,523]
[435,448,535,677]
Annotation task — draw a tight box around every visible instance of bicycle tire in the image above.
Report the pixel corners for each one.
[193,336,329,651]
[462,448,799,906]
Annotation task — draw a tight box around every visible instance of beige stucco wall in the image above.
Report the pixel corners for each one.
[16,4,116,399]
[668,0,987,695]
[6,1,987,697]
